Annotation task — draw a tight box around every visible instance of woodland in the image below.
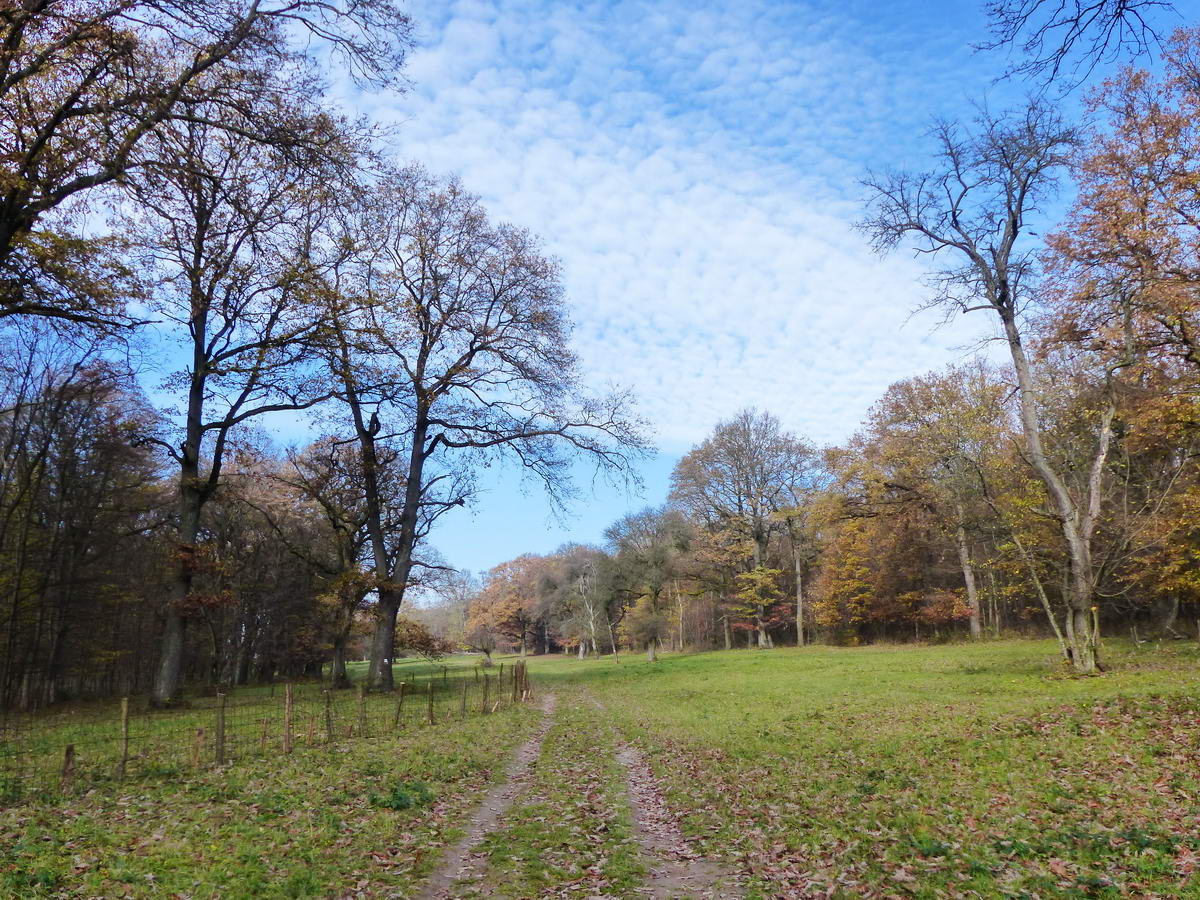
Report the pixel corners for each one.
[3,1,1200,898]
[3,0,1200,712]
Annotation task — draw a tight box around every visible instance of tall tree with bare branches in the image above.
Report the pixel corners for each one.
[127,100,344,705]
[860,103,1117,672]
[317,167,649,690]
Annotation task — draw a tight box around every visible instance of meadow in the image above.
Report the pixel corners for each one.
[2,640,1199,898]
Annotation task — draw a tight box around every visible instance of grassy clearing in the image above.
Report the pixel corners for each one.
[0,655,533,898]
[0,691,538,898]
[527,639,1200,898]
[0,657,500,795]
[3,641,1199,898]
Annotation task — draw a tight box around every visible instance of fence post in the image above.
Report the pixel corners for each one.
[459,681,468,719]
[116,697,130,780]
[498,662,504,694]
[442,665,448,685]
[283,684,294,753]
[426,679,434,726]
[357,684,367,737]
[511,664,519,703]
[193,727,205,767]
[60,744,75,794]
[481,674,490,714]
[323,690,333,745]
[395,682,407,729]
[215,693,227,765]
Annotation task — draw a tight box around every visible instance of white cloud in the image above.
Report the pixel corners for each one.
[337,0,1012,460]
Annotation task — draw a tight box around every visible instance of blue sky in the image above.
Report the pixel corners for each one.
[312,0,1061,574]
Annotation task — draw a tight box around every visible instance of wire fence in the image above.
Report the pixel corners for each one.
[0,660,531,803]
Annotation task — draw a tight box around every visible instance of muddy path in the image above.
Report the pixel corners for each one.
[616,742,742,899]
[415,693,558,899]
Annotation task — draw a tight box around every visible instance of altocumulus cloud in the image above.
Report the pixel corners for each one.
[338,0,1014,451]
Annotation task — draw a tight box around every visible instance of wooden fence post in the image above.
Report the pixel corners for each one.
[60,744,75,793]
[442,665,448,685]
[116,697,130,779]
[192,727,205,767]
[215,693,227,765]
[481,674,490,714]
[357,684,367,737]
[395,682,407,729]
[283,684,294,753]
[323,690,333,745]
[459,681,468,719]
[426,680,435,725]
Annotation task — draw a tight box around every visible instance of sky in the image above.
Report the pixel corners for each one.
[317,0,1059,575]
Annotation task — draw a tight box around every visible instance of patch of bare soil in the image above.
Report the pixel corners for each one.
[415,693,558,900]
[616,743,743,899]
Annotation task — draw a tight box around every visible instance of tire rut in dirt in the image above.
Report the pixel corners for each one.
[415,693,558,899]
[616,742,742,899]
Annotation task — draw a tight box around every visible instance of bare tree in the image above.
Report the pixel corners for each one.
[860,103,1114,672]
[980,0,1177,86]
[127,102,339,705]
[318,167,649,690]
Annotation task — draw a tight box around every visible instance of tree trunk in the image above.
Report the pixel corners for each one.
[646,640,656,663]
[1002,313,1108,672]
[987,569,1001,636]
[955,516,982,639]
[366,590,400,691]
[366,416,429,692]
[1160,595,1182,638]
[154,475,202,706]
[676,587,685,652]
[331,637,350,688]
[794,550,805,647]
[723,614,731,651]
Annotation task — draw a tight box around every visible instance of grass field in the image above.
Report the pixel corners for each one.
[2,639,1199,898]
[527,639,1200,898]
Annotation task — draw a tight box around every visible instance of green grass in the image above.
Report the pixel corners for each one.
[3,640,1199,898]
[524,639,1200,898]
[0,692,539,898]
[0,656,503,794]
